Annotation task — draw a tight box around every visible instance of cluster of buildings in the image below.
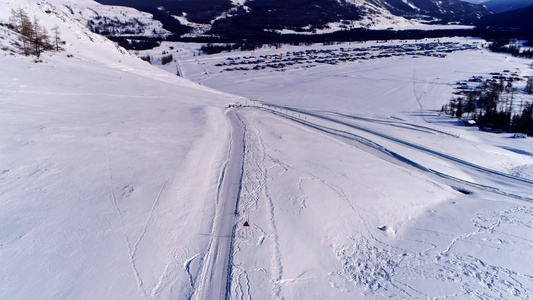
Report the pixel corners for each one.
[453,70,523,93]
[215,41,479,72]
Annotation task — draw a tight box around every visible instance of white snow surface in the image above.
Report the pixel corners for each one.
[1,1,242,299]
[2,0,533,299]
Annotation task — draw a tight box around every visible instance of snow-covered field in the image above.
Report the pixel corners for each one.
[152,39,533,299]
[2,0,533,299]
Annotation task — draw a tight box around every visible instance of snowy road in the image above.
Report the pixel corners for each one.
[194,110,245,300]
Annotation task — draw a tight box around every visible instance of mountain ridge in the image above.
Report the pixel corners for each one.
[479,0,533,13]
[476,4,533,32]
[93,0,490,38]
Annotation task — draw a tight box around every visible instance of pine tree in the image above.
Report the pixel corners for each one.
[456,98,463,119]
[526,77,533,95]
[464,93,477,118]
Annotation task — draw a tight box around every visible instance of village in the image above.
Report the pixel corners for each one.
[453,70,524,93]
[215,41,480,72]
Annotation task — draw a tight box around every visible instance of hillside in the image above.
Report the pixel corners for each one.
[0,0,240,298]
[477,4,533,31]
[481,0,533,13]
[92,0,490,38]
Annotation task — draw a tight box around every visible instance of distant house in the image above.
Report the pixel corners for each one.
[463,119,477,126]
[514,133,527,139]
[227,102,241,108]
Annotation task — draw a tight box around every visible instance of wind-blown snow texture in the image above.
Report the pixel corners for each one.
[2,0,533,299]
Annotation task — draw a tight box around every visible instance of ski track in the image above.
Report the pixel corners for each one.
[327,111,460,138]
[258,136,284,299]
[243,116,283,296]
[106,134,147,299]
[254,103,533,196]
[193,157,229,300]
[193,112,235,299]
[105,133,190,299]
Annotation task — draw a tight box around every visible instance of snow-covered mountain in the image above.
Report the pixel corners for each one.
[362,0,490,22]
[92,0,490,38]
[61,0,170,38]
[474,0,533,13]
[476,4,533,31]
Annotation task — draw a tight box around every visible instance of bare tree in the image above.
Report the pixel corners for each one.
[51,25,62,52]
[31,16,52,58]
[9,9,34,55]
[9,9,57,58]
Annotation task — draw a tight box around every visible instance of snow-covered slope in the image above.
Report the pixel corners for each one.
[56,0,170,37]
[1,0,241,299]
[480,0,533,13]
[3,0,533,299]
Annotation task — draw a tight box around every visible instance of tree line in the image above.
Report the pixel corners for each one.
[489,39,533,59]
[8,9,63,58]
[444,76,533,134]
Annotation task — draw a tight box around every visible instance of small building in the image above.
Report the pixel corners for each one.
[514,133,527,139]
[227,102,241,108]
[463,119,477,126]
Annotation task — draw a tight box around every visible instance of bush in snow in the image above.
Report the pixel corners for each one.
[161,54,173,65]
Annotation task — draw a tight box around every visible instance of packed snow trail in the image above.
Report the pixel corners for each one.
[225,110,287,300]
[193,110,245,300]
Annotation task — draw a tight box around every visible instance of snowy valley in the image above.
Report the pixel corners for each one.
[1,0,533,299]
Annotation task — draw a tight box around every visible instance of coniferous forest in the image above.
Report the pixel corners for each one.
[444,72,533,135]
